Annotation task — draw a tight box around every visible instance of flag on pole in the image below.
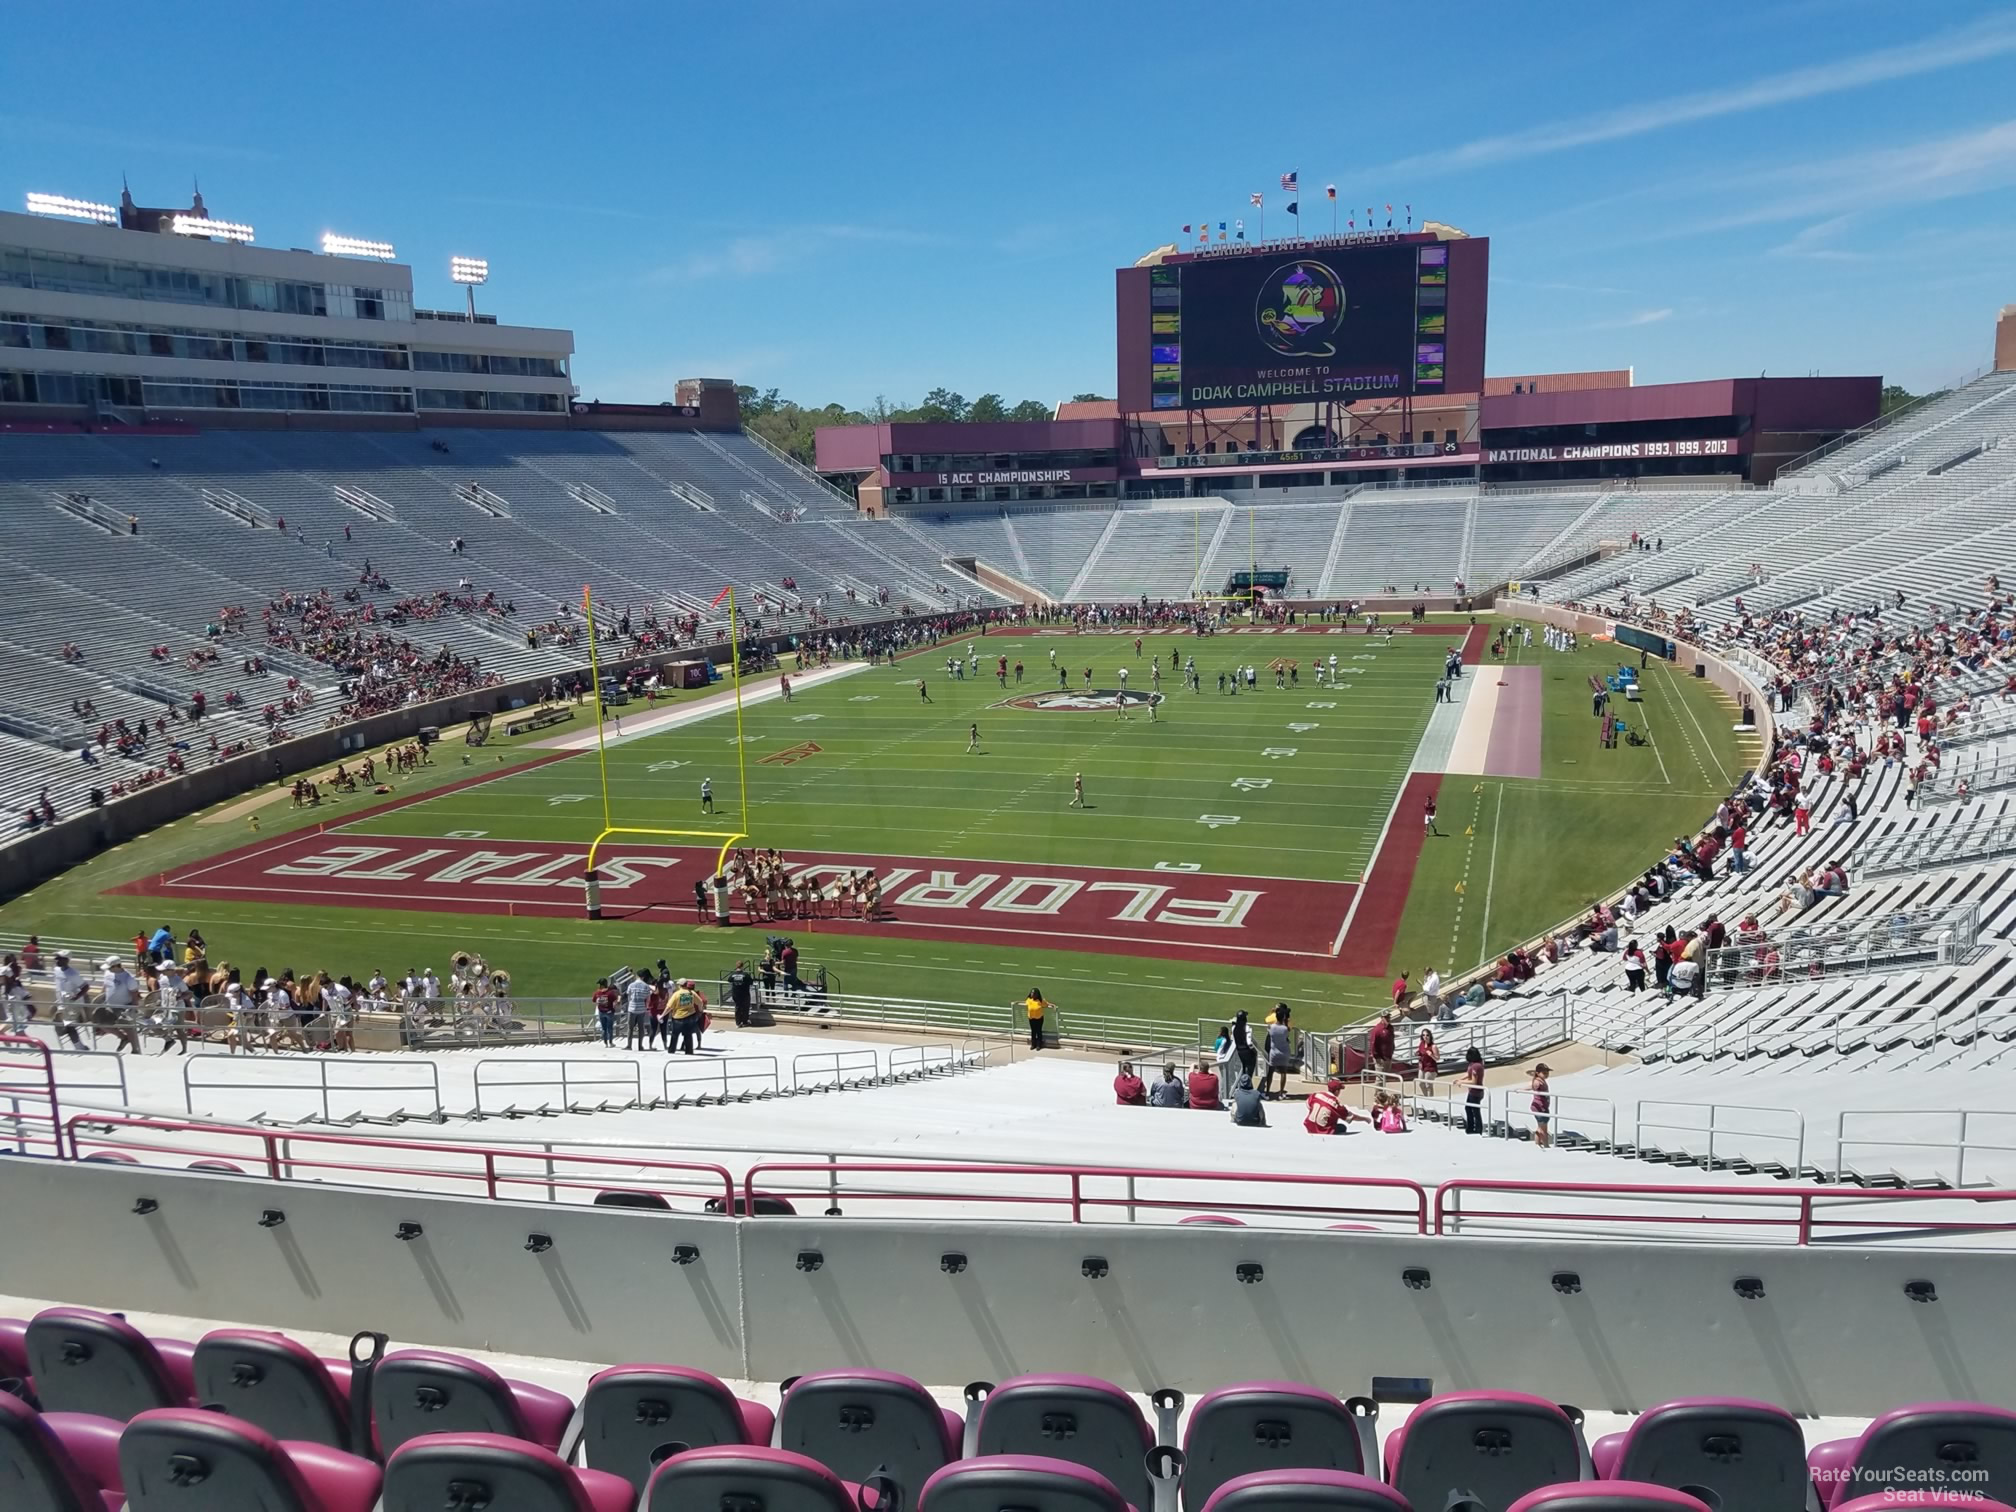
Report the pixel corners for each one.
[1280,170,1298,191]
[1325,184,1337,200]
[1405,202,1413,226]
[1285,201,1299,216]
[1249,192,1263,207]
[1181,224,1192,234]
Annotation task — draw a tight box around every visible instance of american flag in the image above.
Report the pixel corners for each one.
[1280,171,1298,191]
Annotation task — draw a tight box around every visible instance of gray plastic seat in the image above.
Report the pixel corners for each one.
[1384,1391,1583,1512]
[923,1454,1135,1512]
[191,1329,353,1451]
[645,1444,860,1512]
[1181,1382,1371,1512]
[382,1432,633,1512]
[777,1368,962,1499]
[1590,1397,1808,1512]
[23,1308,193,1421]
[971,1373,1156,1512]
[116,1408,381,1512]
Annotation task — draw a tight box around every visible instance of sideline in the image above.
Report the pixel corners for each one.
[532,661,870,751]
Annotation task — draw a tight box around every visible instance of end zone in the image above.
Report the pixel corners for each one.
[116,831,1361,973]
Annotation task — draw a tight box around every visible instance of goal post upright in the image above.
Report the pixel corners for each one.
[578,579,756,921]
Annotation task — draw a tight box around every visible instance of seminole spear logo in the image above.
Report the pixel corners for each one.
[1255,260,1345,357]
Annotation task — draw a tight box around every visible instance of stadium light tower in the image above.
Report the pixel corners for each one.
[25,192,117,224]
[171,214,255,244]
[321,232,397,261]
[450,255,489,320]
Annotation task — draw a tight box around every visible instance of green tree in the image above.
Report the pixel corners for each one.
[914,388,969,423]
[1008,399,1053,421]
[966,393,1007,424]
[1069,392,1110,403]
[1878,383,1945,417]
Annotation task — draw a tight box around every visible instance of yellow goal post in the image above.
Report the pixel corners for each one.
[583,827,747,921]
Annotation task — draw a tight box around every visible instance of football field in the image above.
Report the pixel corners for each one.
[27,619,1754,1027]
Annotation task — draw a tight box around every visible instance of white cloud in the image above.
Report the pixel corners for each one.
[1376,14,2016,177]
[642,223,945,284]
[1595,308,1675,329]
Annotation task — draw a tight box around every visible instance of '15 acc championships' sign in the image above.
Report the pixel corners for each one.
[887,468,1119,488]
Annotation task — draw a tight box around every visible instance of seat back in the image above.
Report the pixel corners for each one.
[1387,1392,1583,1512]
[372,1349,528,1456]
[594,1189,672,1211]
[117,1408,315,1510]
[1507,1483,1710,1512]
[583,1365,758,1493]
[1199,1469,1410,1512]
[383,1433,595,1512]
[0,1392,103,1512]
[25,1309,183,1420]
[1833,1404,2016,1507]
[1609,1398,1809,1512]
[975,1374,1154,1511]
[193,1330,350,1450]
[1182,1384,1365,1512]
[645,1444,858,1512]
[778,1369,959,1499]
[921,1454,1132,1512]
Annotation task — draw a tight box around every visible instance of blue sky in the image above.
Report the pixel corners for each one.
[3,0,2013,406]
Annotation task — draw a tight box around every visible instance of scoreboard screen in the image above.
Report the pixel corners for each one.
[1116,235,1487,413]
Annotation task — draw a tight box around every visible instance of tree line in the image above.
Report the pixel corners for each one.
[734,386,1110,464]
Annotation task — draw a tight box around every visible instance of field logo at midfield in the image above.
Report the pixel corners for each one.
[994,689,1164,713]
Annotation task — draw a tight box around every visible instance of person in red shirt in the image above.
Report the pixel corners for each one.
[1416,1028,1440,1094]
[1186,1056,1221,1110]
[1391,972,1410,1009]
[1113,1061,1146,1106]
[1368,1011,1397,1073]
[1304,1078,1359,1134]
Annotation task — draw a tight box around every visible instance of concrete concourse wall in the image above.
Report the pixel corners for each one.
[0,1156,2002,1416]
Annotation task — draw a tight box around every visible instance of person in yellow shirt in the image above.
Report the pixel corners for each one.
[667,978,705,1055]
[1024,988,1049,1051]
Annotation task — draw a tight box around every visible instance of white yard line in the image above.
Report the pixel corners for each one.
[1480,782,1504,960]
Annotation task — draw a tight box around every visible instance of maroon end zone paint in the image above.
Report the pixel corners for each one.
[116,833,1359,973]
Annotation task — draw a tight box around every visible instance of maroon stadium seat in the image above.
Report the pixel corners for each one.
[1200,1469,1410,1512]
[1506,1484,1708,1512]
[117,1407,380,1512]
[1588,1397,1808,1512]
[776,1368,962,1498]
[970,1374,1157,1511]
[191,1329,355,1451]
[0,1390,125,1511]
[1809,1403,2016,1508]
[1181,1382,1372,1512]
[383,1432,633,1512]
[1383,1392,1584,1512]
[371,1347,575,1457]
[646,1445,862,1512]
[24,1309,195,1421]
[577,1362,776,1493]
[922,1453,1136,1512]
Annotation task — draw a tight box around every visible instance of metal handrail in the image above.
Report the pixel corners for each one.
[663,1055,782,1101]
[472,1058,643,1115]
[0,1033,63,1158]
[62,1112,738,1208]
[1635,1099,1806,1173]
[181,1051,443,1122]
[1834,1108,2016,1188]
[740,1159,1432,1230]
[1433,1177,2016,1245]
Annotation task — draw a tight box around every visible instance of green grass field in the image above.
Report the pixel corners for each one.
[1,620,1757,1029]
